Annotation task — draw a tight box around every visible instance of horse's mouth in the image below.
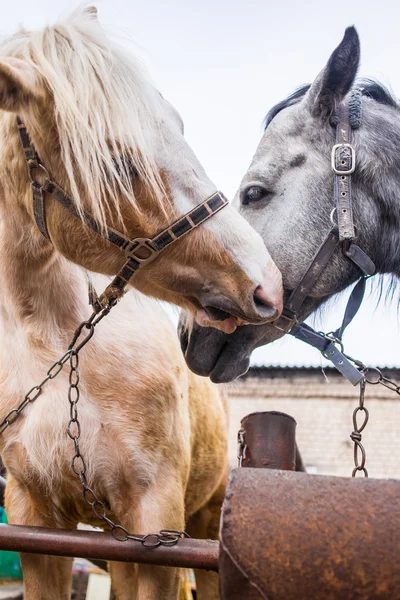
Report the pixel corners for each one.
[179,318,256,380]
[195,300,280,335]
[195,306,253,335]
[179,316,286,382]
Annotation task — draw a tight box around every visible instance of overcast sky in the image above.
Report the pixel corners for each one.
[2,0,400,368]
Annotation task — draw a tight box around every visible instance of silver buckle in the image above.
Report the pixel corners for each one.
[331,143,356,175]
[123,238,159,266]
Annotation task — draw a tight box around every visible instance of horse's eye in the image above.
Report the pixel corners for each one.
[242,186,268,205]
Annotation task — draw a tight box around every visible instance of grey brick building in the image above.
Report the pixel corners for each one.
[226,367,400,479]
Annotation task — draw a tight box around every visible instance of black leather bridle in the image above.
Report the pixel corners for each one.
[17,117,228,311]
[272,93,376,385]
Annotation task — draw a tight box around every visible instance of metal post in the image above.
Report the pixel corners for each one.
[240,411,297,470]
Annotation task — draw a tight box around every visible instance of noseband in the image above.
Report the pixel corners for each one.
[17,117,228,310]
[273,92,376,384]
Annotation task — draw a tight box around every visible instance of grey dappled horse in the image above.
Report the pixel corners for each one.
[180,27,400,382]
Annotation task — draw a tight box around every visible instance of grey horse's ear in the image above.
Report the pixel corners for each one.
[305,27,360,117]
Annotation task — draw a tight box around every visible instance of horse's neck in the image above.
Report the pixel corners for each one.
[0,216,89,354]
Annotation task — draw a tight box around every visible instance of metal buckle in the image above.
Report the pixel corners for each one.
[322,332,344,354]
[123,238,159,266]
[331,143,356,175]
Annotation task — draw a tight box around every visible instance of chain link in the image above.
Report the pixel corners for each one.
[0,298,189,548]
[350,378,369,477]
[0,349,72,434]
[65,303,189,547]
[322,336,400,477]
[3,290,400,508]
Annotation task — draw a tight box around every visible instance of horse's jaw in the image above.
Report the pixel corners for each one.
[179,318,284,383]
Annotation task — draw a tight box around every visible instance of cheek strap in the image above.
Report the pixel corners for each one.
[17,117,229,310]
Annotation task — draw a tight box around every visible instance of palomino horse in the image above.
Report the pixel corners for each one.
[0,7,284,600]
[181,27,398,382]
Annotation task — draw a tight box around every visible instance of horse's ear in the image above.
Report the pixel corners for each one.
[305,27,360,117]
[0,58,44,113]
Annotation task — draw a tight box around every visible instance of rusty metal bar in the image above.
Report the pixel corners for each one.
[0,477,109,572]
[240,411,297,470]
[220,469,400,599]
[0,524,219,571]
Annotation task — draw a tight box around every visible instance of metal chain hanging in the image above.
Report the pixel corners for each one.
[0,350,72,434]
[348,366,400,478]
[65,308,189,547]
[2,290,400,489]
[315,333,400,478]
[350,378,369,477]
[0,299,189,548]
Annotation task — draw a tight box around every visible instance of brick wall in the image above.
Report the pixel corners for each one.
[226,368,400,479]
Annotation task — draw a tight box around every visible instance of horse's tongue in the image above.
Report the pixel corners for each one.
[195,309,238,334]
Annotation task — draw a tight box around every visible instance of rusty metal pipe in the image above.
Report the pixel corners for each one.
[0,524,219,571]
[0,477,109,573]
[220,469,400,599]
[240,411,297,470]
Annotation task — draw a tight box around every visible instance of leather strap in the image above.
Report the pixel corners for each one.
[332,276,367,341]
[333,101,356,242]
[273,229,340,333]
[344,243,375,276]
[32,181,51,241]
[17,118,40,169]
[273,92,376,384]
[17,118,229,308]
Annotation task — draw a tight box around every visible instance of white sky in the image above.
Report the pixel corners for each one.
[2,0,400,368]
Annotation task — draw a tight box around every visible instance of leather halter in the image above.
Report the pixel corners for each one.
[272,94,376,384]
[17,118,228,310]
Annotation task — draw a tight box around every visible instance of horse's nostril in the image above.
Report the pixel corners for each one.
[254,285,272,308]
[253,285,282,319]
[254,289,269,309]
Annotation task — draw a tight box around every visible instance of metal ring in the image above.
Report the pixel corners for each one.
[159,529,190,539]
[330,207,337,227]
[364,368,382,385]
[28,163,50,185]
[111,525,129,542]
[141,534,162,548]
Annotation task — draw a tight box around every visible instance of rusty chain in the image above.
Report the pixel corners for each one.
[3,293,400,489]
[339,346,400,477]
[0,298,189,548]
[350,378,369,477]
[66,306,189,547]
[348,365,400,478]
[0,349,72,434]
[235,335,400,477]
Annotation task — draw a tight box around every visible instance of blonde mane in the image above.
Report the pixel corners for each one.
[0,7,166,229]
